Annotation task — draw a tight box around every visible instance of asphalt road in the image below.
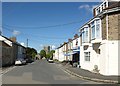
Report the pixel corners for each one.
[2,60,101,84]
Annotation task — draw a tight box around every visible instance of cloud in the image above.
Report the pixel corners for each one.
[20,42,25,46]
[12,30,21,36]
[40,44,43,47]
[78,4,98,12]
[51,45,56,50]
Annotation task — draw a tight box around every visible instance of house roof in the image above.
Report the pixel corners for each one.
[0,41,11,47]
[0,35,26,48]
[79,3,120,32]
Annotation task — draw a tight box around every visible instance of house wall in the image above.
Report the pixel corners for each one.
[107,40,118,75]
[58,47,64,62]
[80,10,120,75]
[2,47,12,66]
[108,12,120,40]
[72,39,76,48]
[0,36,15,66]
[101,16,107,40]
[0,45,1,67]
[80,45,93,71]
[54,49,59,60]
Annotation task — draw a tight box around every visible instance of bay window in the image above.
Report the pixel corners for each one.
[82,30,85,43]
[96,19,101,38]
[82,26,89,43]
[91,19,101,40]
[84,27,89,42]
[91,21,95,39]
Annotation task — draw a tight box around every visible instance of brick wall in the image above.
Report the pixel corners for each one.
[101,15,107,40]
[108,12,120,40]
[118,12,120,40]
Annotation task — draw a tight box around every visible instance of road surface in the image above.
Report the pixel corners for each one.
[2,60,102,84]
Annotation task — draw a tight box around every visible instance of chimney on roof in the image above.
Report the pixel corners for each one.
[68,39,72,42]
[9,37,16,42]
[74,34,79,39]
[93,8,96,17]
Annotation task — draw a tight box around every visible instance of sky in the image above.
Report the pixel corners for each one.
[2,2,101,52]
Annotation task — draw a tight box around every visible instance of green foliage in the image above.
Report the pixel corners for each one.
[26,47,37,58]
[47,50,55,59]
[40,50,46,58]
[32,52,36,58]
[50,50,55,53]
[46,53,50,59]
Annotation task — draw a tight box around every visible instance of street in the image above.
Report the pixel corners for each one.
[2,60,101,84]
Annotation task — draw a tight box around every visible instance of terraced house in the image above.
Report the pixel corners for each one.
[79,0,120,75]
[54,0,120,76]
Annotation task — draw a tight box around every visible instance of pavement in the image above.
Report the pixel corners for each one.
[55,62,119,84]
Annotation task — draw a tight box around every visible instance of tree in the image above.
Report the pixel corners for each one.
[51,50,55,53]
[48,50,55,59]
[40,50,46,58]
[46,53,50,59]
[26,47,37,58]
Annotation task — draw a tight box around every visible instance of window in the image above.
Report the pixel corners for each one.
[101,5,103,11]
[84,27,89,42]
[98,7,100,14]
[91,21,95,39]
[97,49,101,54]
[104,2,107,9]
[96,19,101,38]
[82,27,89,43]
[82,30,85,43]
[84,52,90,61]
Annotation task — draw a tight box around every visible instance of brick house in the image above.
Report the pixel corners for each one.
[79,0,120,75]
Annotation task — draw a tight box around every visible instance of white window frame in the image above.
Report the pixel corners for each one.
[95,0,108,16]
[90,18,102,40]
[84,52,90,61]
[81,25,89,43]
[91,21,95,40]
[96,19,101,39]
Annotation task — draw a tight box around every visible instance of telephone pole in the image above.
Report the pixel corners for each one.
[27,38,28,47]
[0,26,2,35]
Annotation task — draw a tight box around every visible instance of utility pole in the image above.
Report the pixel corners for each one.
[0,26,2,35]
[27,38,28,47]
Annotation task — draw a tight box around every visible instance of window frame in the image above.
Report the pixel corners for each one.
[84,52,90,61]
[91,21,95,40]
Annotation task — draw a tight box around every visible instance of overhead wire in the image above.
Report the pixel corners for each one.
[3,20,82,29]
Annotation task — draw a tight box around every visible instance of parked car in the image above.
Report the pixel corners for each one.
[15,58,26,65]
[26,58,34,63]
[48,59,54,63]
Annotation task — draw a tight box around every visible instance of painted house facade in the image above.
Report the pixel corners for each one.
[79,0,120,75]
[54,0,119,75]
[58,45,65,62]
[71,34,80,66]
[54,48,59,60]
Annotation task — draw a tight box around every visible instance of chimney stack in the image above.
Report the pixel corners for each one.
[74,34,79,39]
[68,39,72,42]
[9,37,16,42]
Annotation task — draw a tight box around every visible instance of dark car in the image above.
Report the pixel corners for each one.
[26,58,34,63]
